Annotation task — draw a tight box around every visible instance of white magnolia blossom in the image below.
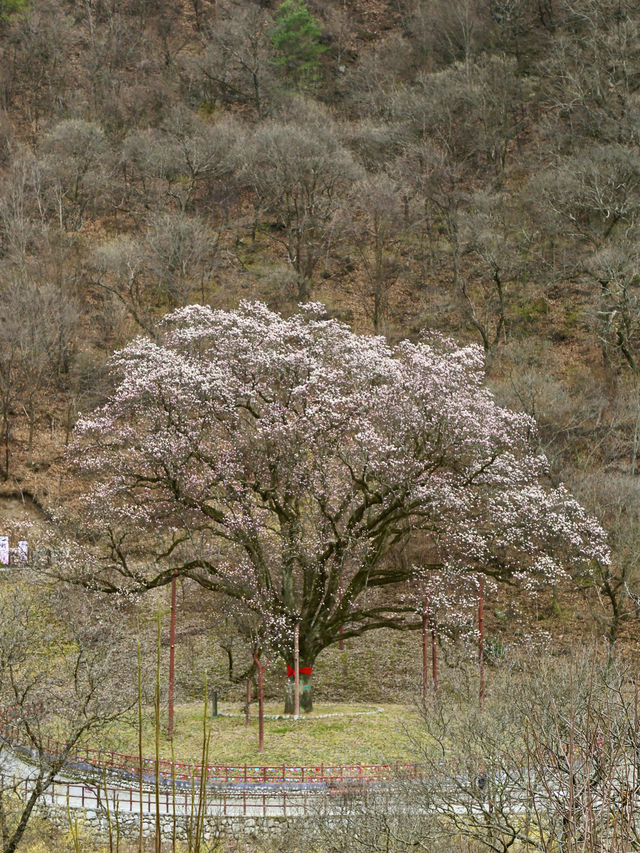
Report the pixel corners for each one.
[69,302,609,670]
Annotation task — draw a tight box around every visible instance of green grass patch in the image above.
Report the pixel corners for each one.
[89,702,425,767]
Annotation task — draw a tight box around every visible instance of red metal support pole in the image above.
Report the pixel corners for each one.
[253,654,270,753]
[294,620,300,718]
[168,571,177,740]
[338,575,344,650]
[478,573,485,712]
[431,613,438,694]
[421,601,429,703]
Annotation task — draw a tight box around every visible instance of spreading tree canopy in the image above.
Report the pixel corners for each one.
[68,302,608,710]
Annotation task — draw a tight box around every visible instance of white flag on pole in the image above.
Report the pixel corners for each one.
[0,536,9,566]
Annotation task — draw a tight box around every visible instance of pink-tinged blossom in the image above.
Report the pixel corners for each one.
[67,302,610,668]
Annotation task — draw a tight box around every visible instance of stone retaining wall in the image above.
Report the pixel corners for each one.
[39,801,291,840]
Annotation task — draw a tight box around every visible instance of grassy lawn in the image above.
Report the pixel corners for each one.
[90,702,426,767]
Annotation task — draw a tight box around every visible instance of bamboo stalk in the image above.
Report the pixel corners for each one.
[421,599,428,702]
[102,765,113,853]
[168,571,177,740]
[194,678,210,853]
[155,603,162,853]
[171,738,177,853]
[294,622,300,718]
[137,642,143,853]
[66,789,80,853]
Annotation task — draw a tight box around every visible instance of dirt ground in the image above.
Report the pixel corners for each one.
[0,493,48,537]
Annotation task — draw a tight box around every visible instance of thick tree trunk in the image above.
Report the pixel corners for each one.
[297,276,311,302]
[284,671,313,714]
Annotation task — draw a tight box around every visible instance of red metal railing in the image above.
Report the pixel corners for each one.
[0,772,316,817]
[0,718,427,785]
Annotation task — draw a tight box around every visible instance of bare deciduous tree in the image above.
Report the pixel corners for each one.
[40,119,111,230]
[0,578,135,853]
[91,233,150,336]
[184,3,276,117]
[0,276,78,474]
[241,106,362,301]
[151,107,239,214]
[572,472,640,656]
[456,192,532,359]
[143,210,219,306]
[542,0,640,146]
[344,174,409,334]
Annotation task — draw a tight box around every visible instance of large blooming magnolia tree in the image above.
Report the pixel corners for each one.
[68,302,608,711]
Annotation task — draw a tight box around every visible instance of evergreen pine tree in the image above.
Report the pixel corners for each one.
[271,0,325,86]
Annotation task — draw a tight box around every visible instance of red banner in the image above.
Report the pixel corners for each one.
[286,665,313,677]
